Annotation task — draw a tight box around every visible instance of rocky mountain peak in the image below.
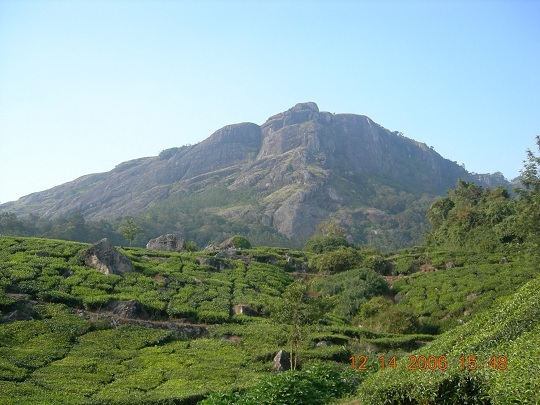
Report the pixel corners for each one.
[261,102,332,136]
[0,102,510,249]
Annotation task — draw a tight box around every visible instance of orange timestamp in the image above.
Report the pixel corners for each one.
[350,355,508,371]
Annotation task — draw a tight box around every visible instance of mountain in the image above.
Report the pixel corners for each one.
[0,102,508,249]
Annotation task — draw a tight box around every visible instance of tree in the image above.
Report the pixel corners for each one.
[314,220,347,238]
[516,135,540,254]
[356,296,420,334]
[304,235,351,253]
[230,235,251,249]
[308,247,362,273]
[271,281,333,370]
[427,197,455,230]
[425,179,518,252]
[0,212,27,236]
[65,210,88,241]
[119,217,141,247]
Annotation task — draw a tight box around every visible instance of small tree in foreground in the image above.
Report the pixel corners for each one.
[271,281,334,370]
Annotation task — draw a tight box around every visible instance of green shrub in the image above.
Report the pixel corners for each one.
[309,247,362,273]
[37,290,81,306]
[201,362,361,405]
[198,311,230,324]
[362,254,391,274]
[167,301,197,319]
[231,236,252,249]
[357,296,421,334]
[303,236,351,253]
[313,268,388,319]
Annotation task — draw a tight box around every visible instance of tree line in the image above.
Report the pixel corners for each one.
[0,211,139,247]
[425,135,540,257]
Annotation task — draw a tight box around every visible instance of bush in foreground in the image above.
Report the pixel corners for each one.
[200,362,362,405]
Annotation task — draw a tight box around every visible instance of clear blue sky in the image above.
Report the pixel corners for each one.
[1,0,539,204]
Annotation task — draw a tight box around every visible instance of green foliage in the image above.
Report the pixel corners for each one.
[314,220,348,238]
[426,180,519,252]
[391,254,536,332]
[313,268,388,319]
[515,134,540,257]
[230,235,252,249]
[271,281,334,369]
[357,274,540,404]
[118,217,141,247]
[201,362,361,405]
[0,212,124,245]
[0,311,90,383]
[356,296,421,334]
[303,235,351,254]
[0,236,296,325]
[360,250,391,274]
[2,171,540,405]
[309,247,362,273]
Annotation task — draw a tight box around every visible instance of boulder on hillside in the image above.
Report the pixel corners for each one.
[82,238,134,275]
[146,234,186,252]
[232,304,258,317]
[197,257,230,271]
[108,300,149,320]
[273,349,291,372]
[214,248,238,259]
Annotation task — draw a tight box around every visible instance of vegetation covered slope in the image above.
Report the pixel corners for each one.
[0,236,413,404]
[1,229,538,404]
[357,273,540,404]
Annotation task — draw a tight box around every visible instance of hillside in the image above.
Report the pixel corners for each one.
[0,235,538,404]
[358,271,540,404]
[0,103,508,249]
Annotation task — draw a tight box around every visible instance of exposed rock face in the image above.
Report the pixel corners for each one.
[82,238,134,275]
[146,234,186,252]
[0,102,511,248]
[273,349,291,372]
[108,300,149,320]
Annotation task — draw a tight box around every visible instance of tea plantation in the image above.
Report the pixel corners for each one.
[0,236,538,404]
